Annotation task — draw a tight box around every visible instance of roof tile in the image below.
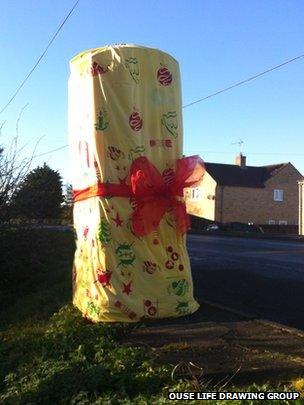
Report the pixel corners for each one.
[205,162,286,188]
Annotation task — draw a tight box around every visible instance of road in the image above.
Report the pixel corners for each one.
[187,234,304,330]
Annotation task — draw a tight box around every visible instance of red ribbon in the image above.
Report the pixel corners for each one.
[73,155,205,236]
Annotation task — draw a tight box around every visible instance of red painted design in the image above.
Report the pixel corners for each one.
[107,146,125,161]
[129,111,143,131]
[157,66,172,86]
[86,289,91,298]
[143,261,158,274]
[144,299,158,317]
[114,300,137,319]
[105,205,114,214]
[129,196,143,211]
[95,270,112,287]
[165,260,174,269]
[171,252,179,261]
[83,226,89,239]
[83,313,90,322]
[152,230,160,245]
[162,168,175,185]
[122,281,132,295]
[118,176,128,185]
[94,160,102,183]
[90,61,109,76]
[165,245,184,271]
[111,212,123,227]
[149,139,172,148]
[148,306,157,316]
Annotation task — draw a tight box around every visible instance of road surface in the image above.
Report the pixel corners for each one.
[187,234,304,330]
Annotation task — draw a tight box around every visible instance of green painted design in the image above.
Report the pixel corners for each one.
[125,57,139,83]
[161,111,178,138]
[175,301,190,315]
[98,219,112,244]
[95,108,109,131]
[87,301,100,317]
[128,145,146,161]
[168,279,189,296]
[116,242,136,267]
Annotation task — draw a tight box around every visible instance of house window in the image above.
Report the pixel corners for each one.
[279,220,288,225]
[268,220,275,225]
[273,189,284,201]
[190,188,202,200]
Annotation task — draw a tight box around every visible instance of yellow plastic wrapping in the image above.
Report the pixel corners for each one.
[69,44,199,322]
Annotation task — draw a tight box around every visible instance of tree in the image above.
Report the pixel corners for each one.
[61,183,74,224]
[12,163,63,220]
[0,107,37,221]
[0,142,34,220]
[63,183,73,206]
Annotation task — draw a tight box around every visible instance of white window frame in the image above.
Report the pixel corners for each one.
[279,220,288,225]
[273,189,284,202]
[190,188,202,200]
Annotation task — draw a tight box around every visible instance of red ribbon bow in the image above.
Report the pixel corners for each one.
[73,155,204,237]
[130,156,204,236]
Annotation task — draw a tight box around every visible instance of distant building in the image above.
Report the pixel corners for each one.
[185,154,304,225]
[299,180,304,235]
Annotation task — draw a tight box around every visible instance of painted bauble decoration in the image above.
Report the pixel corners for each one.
[157,66,172,86]
[165,260,174,269]
[129,111,143,131]
[107,146,125,161]
[162,168,175,185]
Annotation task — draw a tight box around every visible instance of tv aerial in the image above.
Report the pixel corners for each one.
[231,139,244,154]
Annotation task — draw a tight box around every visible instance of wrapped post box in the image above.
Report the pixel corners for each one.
[69,44,204,322]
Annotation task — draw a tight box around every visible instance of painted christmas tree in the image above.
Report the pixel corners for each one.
[95,108,109,131]
[98,219,112,244]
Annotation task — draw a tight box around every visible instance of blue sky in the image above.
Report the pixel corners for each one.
[1,0,303,184]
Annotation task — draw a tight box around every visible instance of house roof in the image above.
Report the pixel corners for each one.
[204,162,287,188]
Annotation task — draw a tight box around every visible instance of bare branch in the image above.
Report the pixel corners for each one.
[0,121,6,135]
[15,103,29,138]
[0,106,41,221]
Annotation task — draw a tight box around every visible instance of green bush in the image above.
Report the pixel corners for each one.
[0,227,75,291]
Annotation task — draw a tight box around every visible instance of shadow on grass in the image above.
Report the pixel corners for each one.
[0,228,75,329]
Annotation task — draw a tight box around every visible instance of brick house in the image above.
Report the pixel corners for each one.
[299,180,304,235]
[184,154,304,225]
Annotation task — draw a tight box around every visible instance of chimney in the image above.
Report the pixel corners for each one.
[235,153,246,167]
